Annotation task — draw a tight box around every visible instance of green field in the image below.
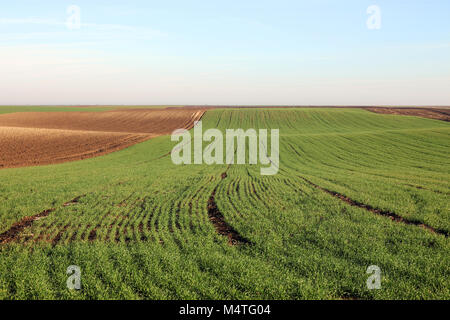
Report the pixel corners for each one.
[0,108,449,299]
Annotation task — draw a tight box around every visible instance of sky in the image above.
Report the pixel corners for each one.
[0,0,449,106]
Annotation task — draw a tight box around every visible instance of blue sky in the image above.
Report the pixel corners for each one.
[1,0,449,105]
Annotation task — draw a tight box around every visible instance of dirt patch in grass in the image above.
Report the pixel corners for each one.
[0,209,54,244]
[0,194,86,245]
[207,168,252,246]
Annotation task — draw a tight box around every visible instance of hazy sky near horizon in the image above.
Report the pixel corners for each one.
[1,0,449,105]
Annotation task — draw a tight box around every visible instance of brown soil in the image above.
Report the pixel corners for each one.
[0,108,204,169]
[365,107,450,122]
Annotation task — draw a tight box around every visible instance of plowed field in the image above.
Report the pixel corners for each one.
[0,108,204,168]
[365,107,450,121]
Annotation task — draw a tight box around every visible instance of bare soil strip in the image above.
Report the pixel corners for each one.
[365,107,450,121]
[0,194,85,245]
[298,176,448,237]
[0,108,205,169]
[207,167,252,245]
[0,209,54,244]
[63,195,84,207]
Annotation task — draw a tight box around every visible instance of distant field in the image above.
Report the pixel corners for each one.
[0,106,183,115]
[0,106,114,114]
[0,108,448,299]
[366,107,450,122]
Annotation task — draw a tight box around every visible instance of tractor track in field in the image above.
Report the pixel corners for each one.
[264,139,448,237]
[0,209,54,244]
[297,175,448,237]
[207,166,252,246]
[404,184,450,196]
[0,195,85,245]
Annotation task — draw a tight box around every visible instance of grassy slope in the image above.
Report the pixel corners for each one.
[0,108,448,299]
